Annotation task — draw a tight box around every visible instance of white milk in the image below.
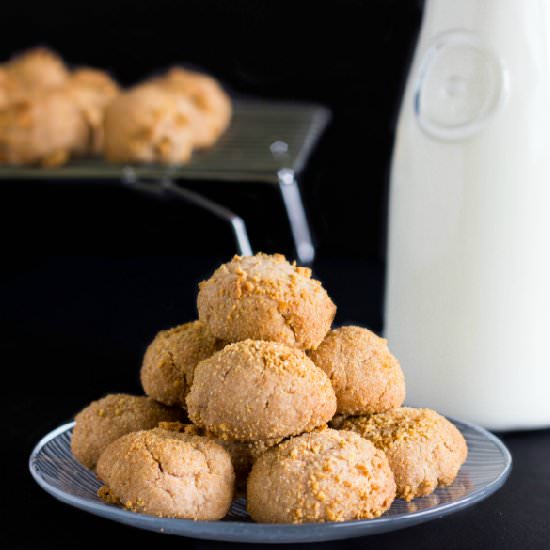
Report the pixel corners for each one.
[385,0,550,430]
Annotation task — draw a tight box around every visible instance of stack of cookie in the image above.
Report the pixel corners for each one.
[0,48,119,166]
[0,47,230,167]
[71,253,467,523]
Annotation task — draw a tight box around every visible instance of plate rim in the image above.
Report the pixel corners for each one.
[29,417,512,542]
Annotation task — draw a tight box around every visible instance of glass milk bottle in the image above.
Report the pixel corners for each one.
[385,0,550,430]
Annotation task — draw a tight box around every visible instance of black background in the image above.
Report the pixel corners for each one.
[1,0,422,264]
[2,1,549,549]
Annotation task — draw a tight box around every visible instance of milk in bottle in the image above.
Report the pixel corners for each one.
[385,0,550,430]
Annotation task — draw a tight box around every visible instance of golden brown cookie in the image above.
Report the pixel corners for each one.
[197,253,336,350]
[339,408,468,501]
[186,339,337,440]
[155,67,231,148]
[309,326,405,415]
[96,427,234,519]
[71,393,184,469]
[6,47,69,89]
[0,89,88,166]
[247,428,396,523]
[103,84,201,165]
[64,67,120,155]
[140,321,221,408]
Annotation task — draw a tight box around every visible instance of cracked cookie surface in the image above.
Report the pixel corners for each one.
[158,421,281,490]
[186,339,337,440]
[71,393,184,469]
[96,427,234,519]
[197,253,336,350]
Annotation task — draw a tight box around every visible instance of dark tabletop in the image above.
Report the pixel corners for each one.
[5,256,550,549]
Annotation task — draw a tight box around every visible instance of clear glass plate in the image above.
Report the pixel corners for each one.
[29,419,511,543]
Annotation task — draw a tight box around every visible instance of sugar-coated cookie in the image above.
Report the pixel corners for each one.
[247,428,396,523]
[97,427,234,519]
[198,253,336,350]
[339,408,468,501]
[186,339,337,440]
[309,326,405,415]
[141,321,221,408]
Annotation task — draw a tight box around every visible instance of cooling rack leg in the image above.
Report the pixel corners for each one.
[278,169,315,264]
[160,179,253,257]
[121,171,253,257]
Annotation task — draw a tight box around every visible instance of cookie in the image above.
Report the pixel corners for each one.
[71,393,184,469]
[97,427,234,519]
[247,428,396,523]
[339,408,468,501]
[197,253,336,350]
[103,84,201,164]
[140,320,221,408]
[186,339,337,440]
[309,326,405,415]
[6,47,69,89]
[0,89,88,166]
[156,67,231,148]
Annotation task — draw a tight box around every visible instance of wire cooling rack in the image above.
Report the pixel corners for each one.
[0,100,330,262]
